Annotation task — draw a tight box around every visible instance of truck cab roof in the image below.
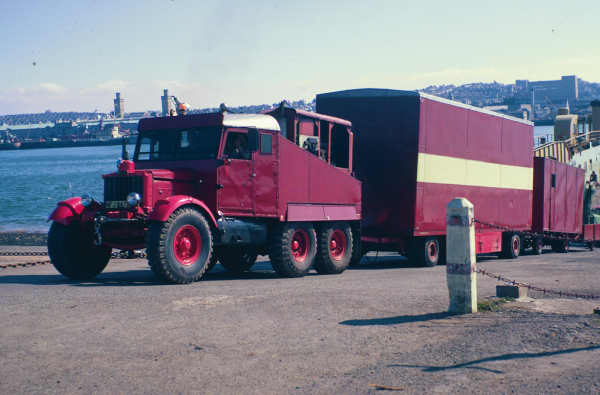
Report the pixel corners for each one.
[138,112,281,132]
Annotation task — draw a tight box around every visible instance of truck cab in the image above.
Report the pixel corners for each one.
[48,108,361,283]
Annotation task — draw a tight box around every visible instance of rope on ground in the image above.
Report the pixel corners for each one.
[476,268,600,300]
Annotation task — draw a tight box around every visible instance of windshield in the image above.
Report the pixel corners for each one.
[134,127,221,161]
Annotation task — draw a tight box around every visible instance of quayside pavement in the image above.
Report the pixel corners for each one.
[1,246,599,394]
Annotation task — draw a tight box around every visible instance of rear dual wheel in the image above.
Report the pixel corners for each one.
[314,222,353,274]
[269,222,317,277]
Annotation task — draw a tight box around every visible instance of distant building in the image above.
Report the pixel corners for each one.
[114,92,124,118]
[515,75,578,104]
[161,89,172,116]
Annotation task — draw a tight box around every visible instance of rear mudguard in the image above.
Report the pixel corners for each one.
[149,195,218,228]
[48,197,86,226]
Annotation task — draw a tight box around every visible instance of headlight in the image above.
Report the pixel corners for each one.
[81,194,92,207]
[127,192,141,207]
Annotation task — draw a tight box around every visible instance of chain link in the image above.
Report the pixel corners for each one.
[476,268,600,300]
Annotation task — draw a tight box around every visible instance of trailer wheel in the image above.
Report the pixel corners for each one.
[147,207,213,284]
[47,221,112,281]
[349,224,363,267]
[533,237,543,255]
[217,247,258,274]
[410,237,440,267]
[314,222,353,274]
[500,233,520,259]
[269,222,317,277]
[551,240,569,253]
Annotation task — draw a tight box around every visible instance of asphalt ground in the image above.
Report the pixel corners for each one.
[1,246,599,394]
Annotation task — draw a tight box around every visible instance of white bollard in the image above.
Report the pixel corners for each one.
[446,198,477,314]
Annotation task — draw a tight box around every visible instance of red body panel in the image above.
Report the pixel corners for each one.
[287,204,360,222]
[276,136,361,221]
[532,157,585,235]
[415,182,532,234]
[48,197,85,225]
[584,224,600,242]
[316,89,533,245]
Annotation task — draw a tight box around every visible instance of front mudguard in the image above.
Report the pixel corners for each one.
[148,195,218,228]
[48,197,100,226]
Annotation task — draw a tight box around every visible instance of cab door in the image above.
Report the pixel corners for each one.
[253,131,277,216]
[217,129,254,214]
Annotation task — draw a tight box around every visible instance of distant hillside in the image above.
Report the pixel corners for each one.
[3,79,600,126]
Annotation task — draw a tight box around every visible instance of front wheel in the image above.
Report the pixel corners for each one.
[47,221,112,280]
[147,207,213,284]
[314,222,353,274]
[269,222,317,277]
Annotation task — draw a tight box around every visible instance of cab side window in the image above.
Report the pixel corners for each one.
[224,132,250,160]
[260,133,272,154]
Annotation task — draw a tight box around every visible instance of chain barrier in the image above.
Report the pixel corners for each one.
[111,250,146,259]
[0,251,48,256]
[0,259,51,270]
[0,248,145,271]
[476,268,600,300]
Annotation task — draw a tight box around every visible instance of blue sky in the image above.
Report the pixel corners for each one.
[1,0,599,114]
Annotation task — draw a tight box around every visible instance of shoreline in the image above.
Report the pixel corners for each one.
[0,232,47,246]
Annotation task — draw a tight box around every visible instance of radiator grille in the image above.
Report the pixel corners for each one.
[104,175,143,203]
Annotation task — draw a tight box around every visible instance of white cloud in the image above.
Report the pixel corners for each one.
[38,82,67,94]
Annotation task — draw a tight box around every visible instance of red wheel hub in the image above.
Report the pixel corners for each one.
[173,225,201,266]
[290,229,309,262]
[329,230,347,261]
[512,237,519,254]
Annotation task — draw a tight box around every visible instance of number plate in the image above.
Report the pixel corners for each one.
[105,200,129,209]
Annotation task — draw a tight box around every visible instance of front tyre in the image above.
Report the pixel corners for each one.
[314,222,353,274]
[269,222,317,277]
[47,221,111,280]
[147,207,213,284]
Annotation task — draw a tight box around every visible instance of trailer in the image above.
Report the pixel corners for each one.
[529,157,586,253]
[316,88,535,266]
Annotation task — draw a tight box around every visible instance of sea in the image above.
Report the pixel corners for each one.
[0,127,553,233]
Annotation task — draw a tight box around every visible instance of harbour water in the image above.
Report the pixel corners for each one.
[0,127,552,232]
[0,145,134,232]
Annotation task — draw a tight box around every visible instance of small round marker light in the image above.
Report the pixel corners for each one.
[127,192,141,207]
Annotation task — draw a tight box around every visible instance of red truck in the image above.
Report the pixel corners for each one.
[48,108,361,283]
